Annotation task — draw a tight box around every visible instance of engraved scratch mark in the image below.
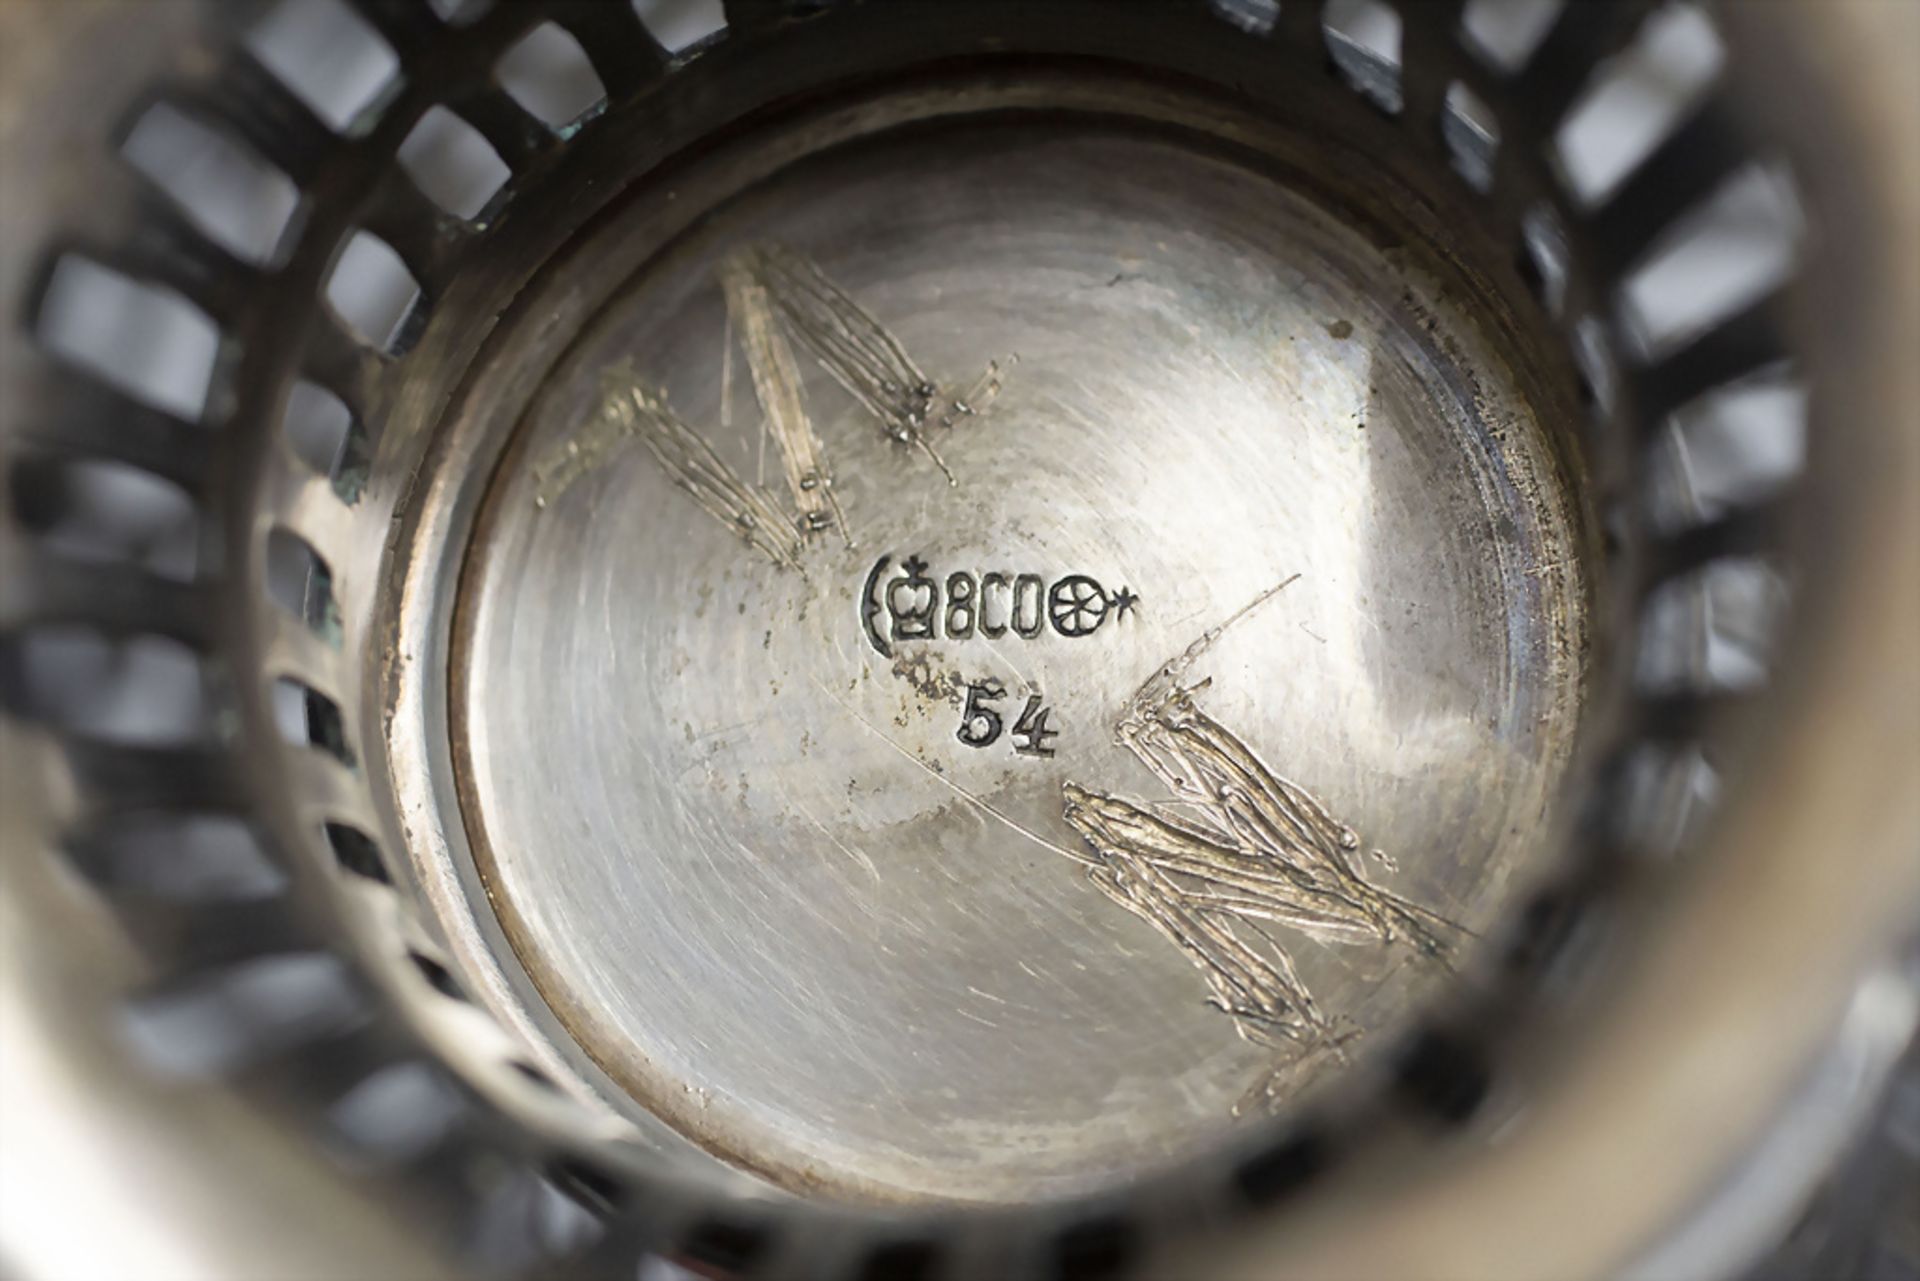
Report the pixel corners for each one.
[1061,577,1465,1055]
[720,308,735,432]
[536,245,1012,568]
[789,794,882,886]
[534,362,803,572]
[945,354,1016,430]
[720,252,852,548]
[735,244,1008,487]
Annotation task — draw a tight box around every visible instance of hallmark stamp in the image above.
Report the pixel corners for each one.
[861,554,1139,657]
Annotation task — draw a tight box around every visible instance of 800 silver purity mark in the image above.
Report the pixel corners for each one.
[861,553,1139,657]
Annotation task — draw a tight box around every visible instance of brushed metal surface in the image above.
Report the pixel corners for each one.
[453,123,1586,1203]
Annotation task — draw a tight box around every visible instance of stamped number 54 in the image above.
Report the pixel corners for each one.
[956,679,1058,757]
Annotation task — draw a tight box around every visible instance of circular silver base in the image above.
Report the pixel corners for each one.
[451,119,1586,1204]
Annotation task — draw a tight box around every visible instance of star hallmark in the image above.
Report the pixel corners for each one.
[1112,586,1140,620]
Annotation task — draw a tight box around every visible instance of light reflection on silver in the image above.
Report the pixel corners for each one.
[452,123,1586,1204]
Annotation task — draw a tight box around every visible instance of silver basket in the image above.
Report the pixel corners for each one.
[2,2,1916,1277]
